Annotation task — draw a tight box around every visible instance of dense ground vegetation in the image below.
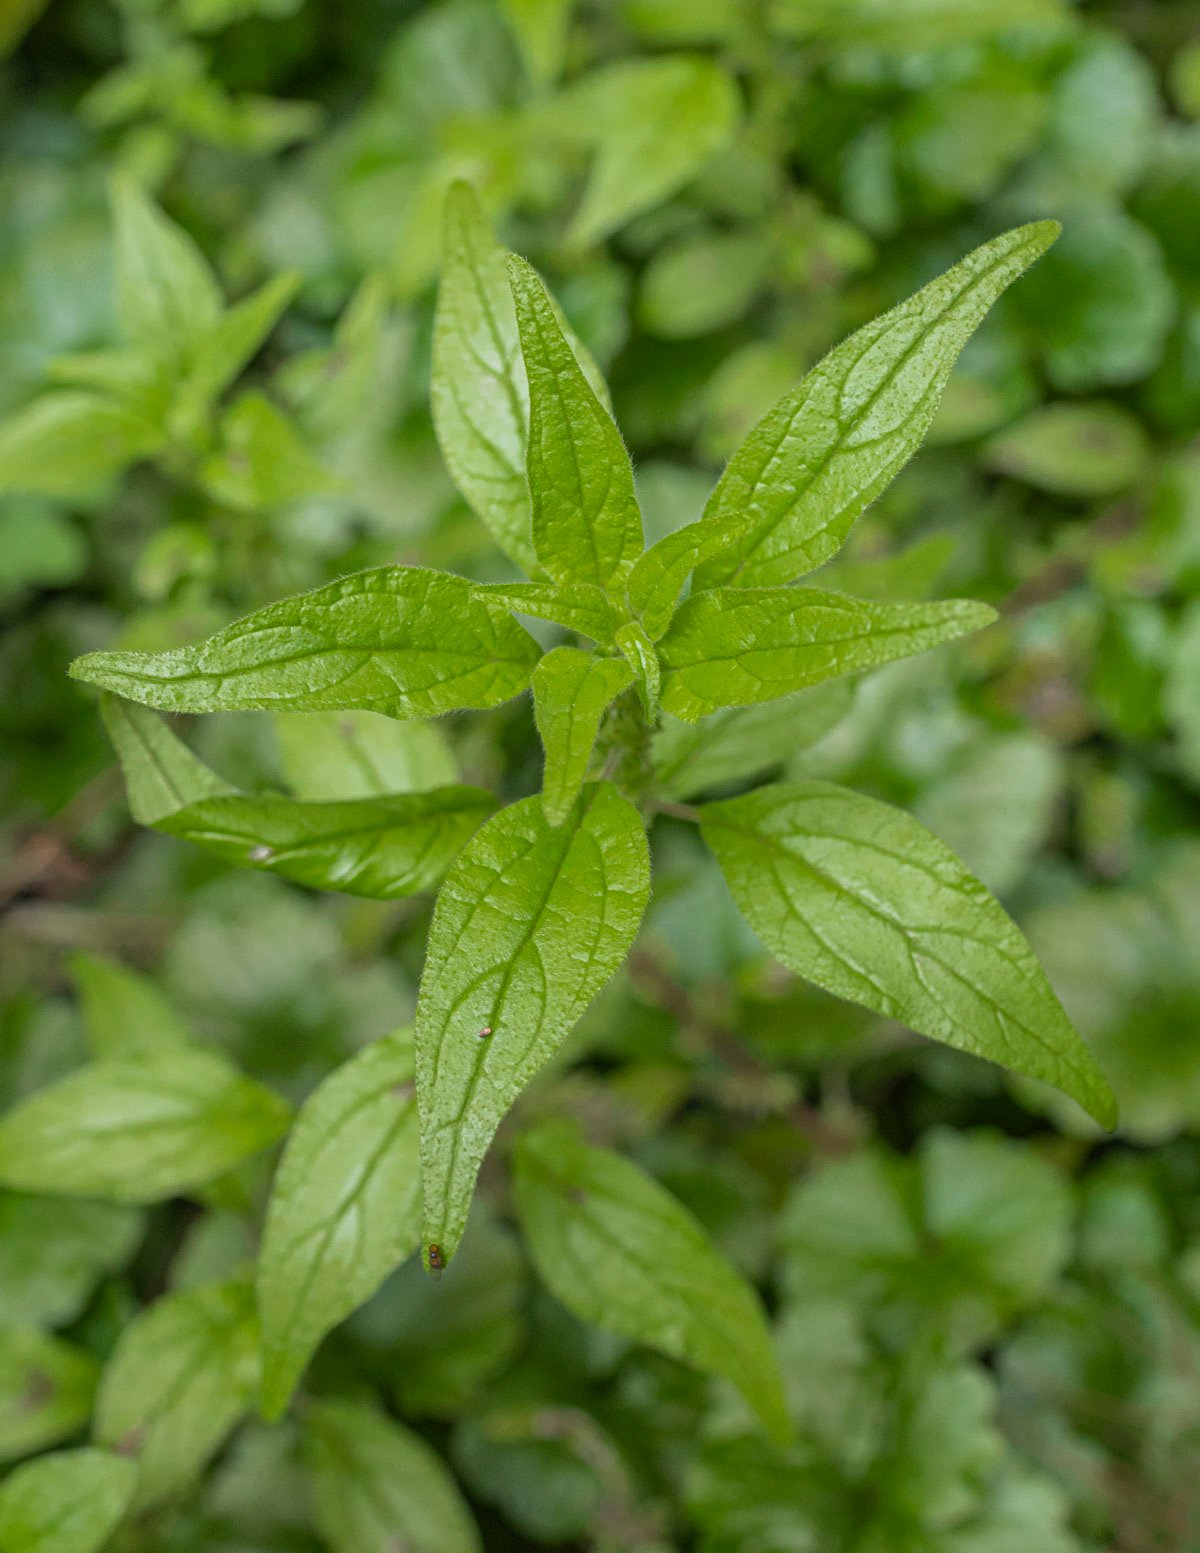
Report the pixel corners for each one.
[2,1,1200,1549]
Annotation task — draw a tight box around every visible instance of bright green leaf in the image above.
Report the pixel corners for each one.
[0,1448,136,1553]
[306,1398,482,1553]
[111,176,222,358]
[532,647,634,825]
[199,390,341,511]
[475,580,624,645]
[0,1329,97,1465]
[614,619,661,721]
[0,1049,291,1204]
[694,223,1060,590]
[416,784,651,1266]
[94,1277,260,1509]
[508,254,643,590]
[700,781,1117,1126]
[500,0,574,84]
[627,512,753,641]
[275,710,459,800]
[258,1029,421,1420]
[514,1121,791,1444]
[179,272,301,419]
[771,0,1068,47]
[71,951,191,1059]
[70,566,541,718]
[658,587,995,722]
[0,393,164,497]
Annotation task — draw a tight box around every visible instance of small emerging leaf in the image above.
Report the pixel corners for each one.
[514,1122,791,1444]
[627,512,752,640]
[532,647,634,824]
[475,580,624,645]
[0,1448,136,1553]
[658,586,995,722]
[700,781,1117,1126]
[695,222,1061,589]
[416,785,650,1266]
[0,1049,291,1204]
[508,254,643,591]
[258,1030,421,1420]
[615,619,661,721]
[71,567,541,719]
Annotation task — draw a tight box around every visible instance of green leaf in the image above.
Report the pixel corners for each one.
[475,581,624,645]
[0,1329,97,1464]
[0,393,164,497]
[982,402,1149,497]
[70,566,541,718]
[532,647,634,825]
[94,1277,260,1509]
[508,254,643,591]
[111,176,222,358]
[626,512,753,641]
[0,1049,291,1204]
[103,696,493,898]
[640,230,773,341]
[694,223,1060,590]
[306,1398,482,1553]
[513,1121,791,1445]
[500,0,574,83]
[771,0,1068,47]
[178,272,301,420]
[0,1195,143,1327]
[416,784,651,1266]
[71,951,191,1059]
[258,1030,420,1421]
[432,184,609,572]
[274,710,459,799]
[651,680,854,799]
[561,57,741,246]
[658,587,995,722]
[0,1448,136,1553]
[700,781,1117,1127]
[614,619,661,721]
[199,391,342,511]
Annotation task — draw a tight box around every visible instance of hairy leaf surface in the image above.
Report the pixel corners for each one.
[475,580,624,645]
[532,648,633,825]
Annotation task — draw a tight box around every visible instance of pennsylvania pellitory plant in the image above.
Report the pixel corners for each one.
[60,182,1116,1437]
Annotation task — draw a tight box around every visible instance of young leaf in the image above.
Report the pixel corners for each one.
[700,781,1117,1126]
[111,176,222,359]
[432,183,609,572]
[532,647,634,825]
[94,1277,260,1509]
[103,696,493,898]
[274,710,459,799]
[475,580,624,645]
[0,393,164,498]
[658,587,995,722]
[70,566,541,718]
[71,951,191,1058]
[258,1029,421,1421]
[416,784,651,1267]
[614,620,661,721]
[0,1050,291,1204]
[651,680,854,799]
[500,0,574,84]
[561,57,741,246]
[0,1448,136,1553]
[0,1329,97,1464]
[626,512,753,641]
[513,1122,791,1445]
[306,1398,482,1553]
[694,222,1061,590]
[508,255,644,591]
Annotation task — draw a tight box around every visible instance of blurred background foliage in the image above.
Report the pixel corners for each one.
[2,0,1200,1548]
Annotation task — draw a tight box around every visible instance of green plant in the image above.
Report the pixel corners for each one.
[45,183,1115,1444]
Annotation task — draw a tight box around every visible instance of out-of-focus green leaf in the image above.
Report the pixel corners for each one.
[0,1329,97,1464]
[0,1448,135,1553]
[983,402,1148,497]
[274,709,459,799]
[71,952,191,1059]
[0,1194,143,1327]
[0,393,164,497]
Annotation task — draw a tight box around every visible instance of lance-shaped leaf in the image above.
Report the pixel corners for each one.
[103,696,493,899]
[72,951,190,1059]
[475,581,624,645]
[416,784,651,1267]
[0,1050,291,1204]
[614,620,661,721]
[258,1030,421,1421]
[306,1398,482,1553]
[508,255,644,591]
[94,1277,260,1510]
[695,223,1060,590]
[627,512,752,641]
[112,175,222,360]
[532,648,634,825]
[0,1448,136,1553]
[700,781,1117,1127]
[0,393,165,497]
[0,1329,97,1464]
[432,183,609,572]
[70,566,540,718]
[658,587,995,722]
[514,1122,791,1445]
